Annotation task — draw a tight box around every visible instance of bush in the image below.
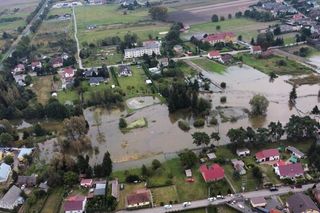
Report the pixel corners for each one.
[119,118,127,129]
[220,96,227,103]
[193,118,205,127]
[125,175,140,183]
[210,117,218,125]
[152,159,161,170]
[220,82,226,88]
[178,120,190,131]
[165,180,173,185]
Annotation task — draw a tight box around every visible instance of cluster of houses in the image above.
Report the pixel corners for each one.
[52,1,83,9]
[260,1,297,16]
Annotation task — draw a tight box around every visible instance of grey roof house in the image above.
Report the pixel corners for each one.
[16,176,37,187]
[0,185,24,210]
[287,193,320,213]
[94,181,106,196]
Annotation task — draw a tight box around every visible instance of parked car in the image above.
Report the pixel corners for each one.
[182,202,191,207]
[216,195,224,199]
[164,204,172,209]
[269,187,278,192]
[208,197,216,202]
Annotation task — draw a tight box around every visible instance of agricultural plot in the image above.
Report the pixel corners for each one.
[191,58,226,74]
[183,18,279,42]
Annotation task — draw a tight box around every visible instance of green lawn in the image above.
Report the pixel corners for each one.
[48,8,72,16]
[240,54,313,75]
[151,186,179,205]
[185,18,279,42]
[281,33,297,45]
[41,188,64,213]
[191,58,226,74]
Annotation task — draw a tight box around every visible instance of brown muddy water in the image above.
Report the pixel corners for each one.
[81,65,319,164]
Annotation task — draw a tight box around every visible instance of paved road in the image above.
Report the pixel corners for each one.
[72,6,83,69]
[117,183,314,213]
[0,0,49,65]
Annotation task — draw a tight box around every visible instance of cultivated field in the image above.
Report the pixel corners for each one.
[75,5,171,44]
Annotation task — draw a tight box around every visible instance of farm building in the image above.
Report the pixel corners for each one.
[255,149,280,163]
[202,32,236,45]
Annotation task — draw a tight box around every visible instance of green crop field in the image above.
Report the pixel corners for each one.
[191,58,226,74]
[184,18,279,42]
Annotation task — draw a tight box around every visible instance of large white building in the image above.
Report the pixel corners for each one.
[124,41,161,59]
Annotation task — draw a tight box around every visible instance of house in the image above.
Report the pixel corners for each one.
[220,54,233,64]
[231,159,246,175]
[236,148,250,157]
[251,45,262,54]
[18,148,33,161]
[173,45,183,53]
[118,65,132,77]
[16,176,37,187]
[64,195,87,213]
[275,163,304,179]
[80,179,93,188]
[31,61,42,71]
[39,181,49,192]
[286,146,305,159]
[63,67,75,79]
[0,185,23,210]
[185,169,192,178]
[124,40,161,59]
[126,189,152,209]
[0,163,11,183]
[250,197,267,208]
[14,75,26,87]
[202,32,236,45]
[287,193,320,213]
[110,178,119,200]
[12,64,25,75]
[255,149,280,163]
[149,67,161,75]
[157,58,169,68]
[207,153,216,160]
[52,57,63,68]
[94,180,106,196]
[207,50,221,60]
[313,184,320,205]
[83,68,98,78]
[199,164,224,183]
[89,77,105,86]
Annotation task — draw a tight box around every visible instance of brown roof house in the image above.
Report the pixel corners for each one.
[126,189,152,209]
[16,176,37,187]
[287,193,320,213]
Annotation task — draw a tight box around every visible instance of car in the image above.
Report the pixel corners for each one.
[208,197,216,202]
[269,187,278,192]
[216,195,224,199]
[164,204,172,209]
[238,204,244,209]
[182,202,191,207]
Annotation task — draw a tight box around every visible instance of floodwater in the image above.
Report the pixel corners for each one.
[308,55,320,68]
[41,65,319,166]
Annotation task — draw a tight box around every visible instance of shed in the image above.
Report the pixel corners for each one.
[207,153,216,160]
[250,197,267,208]
[236,148,250,157]
[185,169,192,178]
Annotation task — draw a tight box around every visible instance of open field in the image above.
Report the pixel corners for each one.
[41,188,64,213]
[151,186,179,206]
[75,5,170,44]
[82,46,123,67]
[191,58,226,74]
[32,75,57,104]
[240,54,313,75]
[166,0,259,24]
[183,18,278,42]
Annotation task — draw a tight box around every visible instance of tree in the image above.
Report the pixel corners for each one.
[268,121,284,142]
[4,155,13,165]
[228,14,232,19]
[149,6,168,21]
[220,16,225,21]
[238,35,242,41]
[33,124,46,136]
[252,167,263,183]
[141,164,149,176]
[249,94,269,116]
[216,25,221,30]
[192,132,210,147]
[211,132,220,143]
[152,159,161,170]
[289,86,297,103]
[179,149,197,169]
[24,75,32,86]
[256,128,270,144]
[101,152,112,177]
[211,14,219,22]
[119,118,127,129]
[64,171,78,187]
[0,133,14,147]
[63,116,87,141]
[311,105,320,115]
[227,127,247,148]
[285,115,319,141]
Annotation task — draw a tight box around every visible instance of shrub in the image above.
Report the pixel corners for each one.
[178,120,190,131]
[210,117,218,125]
[193,118,205,127]
[160,202,164,206]
[165,180,173,185]
[230,117,237,122]
[119,118,127,129]
[125,175,140,183]
[152,159,161,170]
[220,82,226,88]
[220,96,227,103]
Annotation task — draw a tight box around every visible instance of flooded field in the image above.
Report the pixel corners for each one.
[80,64,319,164]
[308,55,320,68]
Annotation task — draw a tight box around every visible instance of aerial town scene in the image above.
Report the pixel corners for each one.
[0,0,320,212]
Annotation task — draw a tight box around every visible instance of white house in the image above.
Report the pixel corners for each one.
[0,163,11,183]
[236,148,250,157]
[207,50,221,60]
[255,149,280,163]
[124,41,161,59]
[0,185,24,210]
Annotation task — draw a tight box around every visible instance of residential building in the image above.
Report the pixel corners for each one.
[286,146,305,159]
[250,197,267,208]
[16,176,37,187]
[83,68,98,78]
[173,45,183,53]
[63,67,75,79]
[64,195,87,213]
[124,41,161,59]
[89,77,105,86]
[287,193,320,213]
[236,148,250,157]
[31,61,42,71]
[220,54,233,64]
[202,32,236,45]
[12,64,25,75]
[199,163,224,182]
[94,180,106,196]
[17,148,33,162]
[126,189,152,209]
[149,67,161,75]
[52,57,63,68]
[118,65,132,77]
[207,50,221,60]
[251,45,262,54]
[231,159,246,175]
[255,149,280,162]
[110,179,119,200]
[0,185,23,210]
[207,153,216,160]
[39,181,49,192]
[14,75,26,87]
[157,58,169,68]
[275,163,304,179]
[0,163,11,183]
[80,179,93,188]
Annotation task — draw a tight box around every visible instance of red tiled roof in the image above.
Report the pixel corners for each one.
[292,13,304,20]
[80,179,93,186]
[252,45,262,52]
[278,163,304,178]
[126,189,151,206]
[64,67,74,75]
[208,50,221,57]
[32,61,40,66]
[16,64,25,69]
[255,149,279,160]
[199,164,224,182]
[52,57,63,64]
[64,195,86,211]
[203,32,235,42]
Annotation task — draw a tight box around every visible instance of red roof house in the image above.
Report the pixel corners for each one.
[207,50,221,59]
[255,149,280,163]
[202,32,236,44]
[275,163,304,179]
[13,64,25,75]
[251,45,262,54]
[64,195,87,213]
[80,179,93,188]
[199,164,224,183]
[31,61,42,70]
[126,189,152,209]
[292,13,304,21]
[63,67,75,79]
[52,57,63,68]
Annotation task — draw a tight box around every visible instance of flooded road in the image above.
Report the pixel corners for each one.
[79,65,319,164]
